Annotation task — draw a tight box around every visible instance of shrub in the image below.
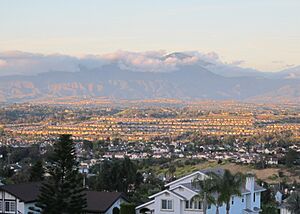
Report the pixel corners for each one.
[120,203,136,214]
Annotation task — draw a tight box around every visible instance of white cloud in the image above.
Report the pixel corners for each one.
[100,50,222,72]
[0,59,8,67]
[0,50,250,76]
[230,60,245,66]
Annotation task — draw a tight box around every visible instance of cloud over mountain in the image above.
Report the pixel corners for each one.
[1,50,299,80]
[0,50,300,103]
[0,50,242,76]
[101,50,221,72]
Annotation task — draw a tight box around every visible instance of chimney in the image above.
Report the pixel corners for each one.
[246,173,255,192]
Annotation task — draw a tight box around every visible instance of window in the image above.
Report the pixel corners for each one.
[231,197,234,205]
[5,201,16,213]
[208,204,211,209]
[242,197,244,203]
[253,193,256,202]
[161,199,173,210]
[185,199,202,210]
[197,201,202,209]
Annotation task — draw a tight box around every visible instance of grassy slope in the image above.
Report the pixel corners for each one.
[146,160,300,184]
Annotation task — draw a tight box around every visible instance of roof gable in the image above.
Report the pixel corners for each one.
[149,189,186,200]
[164,171,207,188]
[170,184,198,195]
[0,182,40,203]
[84,191,127,213]
[136,200,155,210]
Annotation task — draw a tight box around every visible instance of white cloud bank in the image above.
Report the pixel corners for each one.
[100,50,221,72]
[0,50,230,76]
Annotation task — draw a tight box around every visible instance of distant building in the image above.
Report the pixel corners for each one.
[0,182,127,214]
[136,169,265,214]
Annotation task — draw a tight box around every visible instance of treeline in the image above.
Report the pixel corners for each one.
[87,157,164,204]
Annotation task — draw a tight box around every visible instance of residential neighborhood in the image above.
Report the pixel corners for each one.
[2,0,300,213]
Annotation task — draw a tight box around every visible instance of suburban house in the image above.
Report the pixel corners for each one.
[0,182,127,214]
[136,169,265,214]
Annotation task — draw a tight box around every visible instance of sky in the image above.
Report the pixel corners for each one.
[0,0,299,71]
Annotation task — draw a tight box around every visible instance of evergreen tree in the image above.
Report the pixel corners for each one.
[286,149,299,167]
[120,157,137,192]
[96,157,138,193]
[29,160,44,182]
[36,135,86,214]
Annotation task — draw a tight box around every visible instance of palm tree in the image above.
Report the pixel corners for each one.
[193,176,216,214]
[218,170,243,214]
[193,173,223,214]
[286,191,300,214]
[208,172,224,214]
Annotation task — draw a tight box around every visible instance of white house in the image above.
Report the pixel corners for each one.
[136,168,265,214]
[0,182,127,214]
[0,182,39,214]
[279,204,291,214]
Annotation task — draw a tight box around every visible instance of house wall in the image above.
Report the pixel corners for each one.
[154,192,181,214]
[180,200,205,214]
[206,204,226,214]
[0,191,21,213]
[275,192,283,204]
[17,199,25,213]
[24,202,39,214]
[4,192,15,200]
[105,198,126,214]
[206,194,246,214]
[280,207,291,214]
[230,195,245,214]
[135,201,155,214]
[253,192,261,209]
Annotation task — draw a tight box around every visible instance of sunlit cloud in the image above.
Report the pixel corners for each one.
[0,50,254,76]
[100,50,222,72]
[0,59,8,67]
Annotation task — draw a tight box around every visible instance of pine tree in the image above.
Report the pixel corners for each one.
[29,160,44,182]
[36,135,86,214]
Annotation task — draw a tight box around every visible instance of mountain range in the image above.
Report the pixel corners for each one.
[0,52,300,103]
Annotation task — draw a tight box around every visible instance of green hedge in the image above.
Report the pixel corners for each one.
[120,203,136,214]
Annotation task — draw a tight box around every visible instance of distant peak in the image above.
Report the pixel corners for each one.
[163,52,191,60]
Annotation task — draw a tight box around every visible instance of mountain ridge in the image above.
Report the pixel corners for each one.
[1,63,300,103]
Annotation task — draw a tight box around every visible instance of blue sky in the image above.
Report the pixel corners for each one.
[0,0,299,71]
